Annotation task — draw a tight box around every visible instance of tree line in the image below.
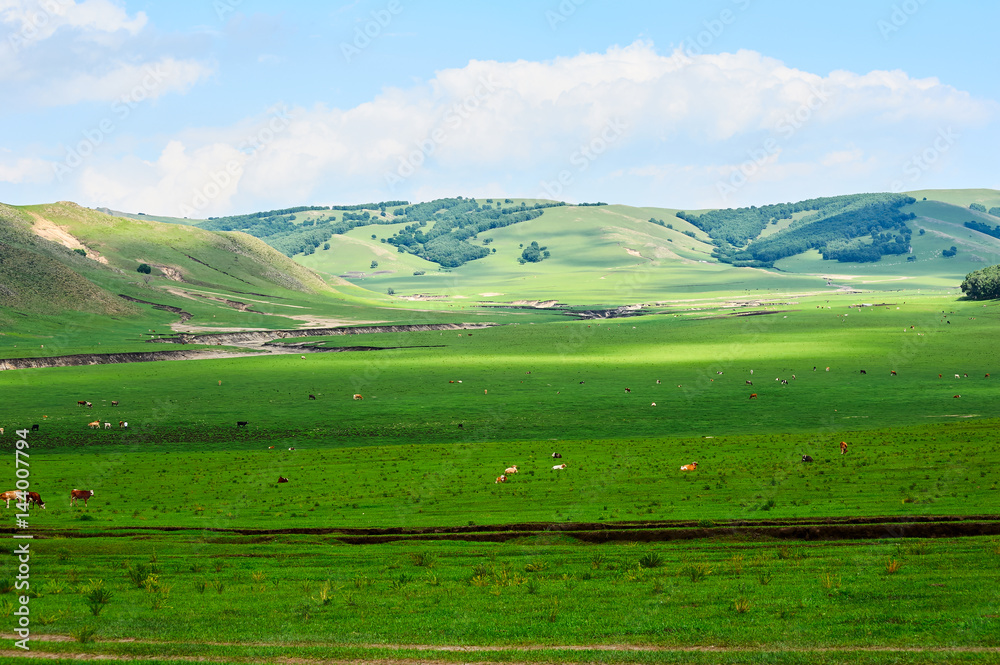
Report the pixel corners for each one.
[677,193,916,267]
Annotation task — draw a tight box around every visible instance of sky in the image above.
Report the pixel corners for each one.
[1,0,997,216]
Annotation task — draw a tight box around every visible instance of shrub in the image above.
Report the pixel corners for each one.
[137,263,151,274]
[638,552,664,569]
[684,563,712,582]
[73,248,86,256]
[732,596,751,613]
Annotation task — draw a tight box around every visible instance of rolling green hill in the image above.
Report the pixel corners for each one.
[5,189,1000,348]
[0,202,403,353]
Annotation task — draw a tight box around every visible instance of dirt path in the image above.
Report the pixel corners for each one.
[1,641,997,664]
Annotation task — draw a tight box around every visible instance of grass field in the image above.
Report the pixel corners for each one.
[4,195,1000,661]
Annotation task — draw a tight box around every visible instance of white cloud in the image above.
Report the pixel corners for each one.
[0,154,52,183]
[55,41,996,213]
[26,56,213,106]
[0,0,211,106]
[1,0,147,44]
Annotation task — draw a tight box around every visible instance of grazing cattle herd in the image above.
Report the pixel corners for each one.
[1,362,988,524]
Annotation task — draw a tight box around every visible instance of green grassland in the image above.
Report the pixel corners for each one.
[4,293,1000,530]
[3,192,1000,658]
[4,533,998,655]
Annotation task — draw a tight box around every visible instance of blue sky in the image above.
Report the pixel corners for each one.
[1,0,997,216]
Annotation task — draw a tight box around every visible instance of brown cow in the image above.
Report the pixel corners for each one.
[0,490,42,508]
[0,490,21,508]
[749,393,758,400]
[680,462,698,472]
[71,489,94,507]
[495,475,507,483]
[277,476,289,483]
[840,441,848,455]
[353,394,363,400]
[87,421,100,429]
[111,400,119,406]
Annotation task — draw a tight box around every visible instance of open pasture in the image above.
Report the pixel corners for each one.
[5,294,1000,444]
[1,532,998,657]
[2,293,1000,531]
[3,292,1000,659]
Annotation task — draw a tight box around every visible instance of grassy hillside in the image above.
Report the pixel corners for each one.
[0,202,423,355]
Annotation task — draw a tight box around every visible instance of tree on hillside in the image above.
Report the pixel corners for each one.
[970,203,987,213]
[137,263,151,274]
[961,264,1000,299]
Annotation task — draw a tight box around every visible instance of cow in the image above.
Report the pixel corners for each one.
[955,374,960,379]
[495,475,507,483]
[749,393,758,400]
[86,402,92,408]
[954,394,961,398]
[104,422,111,430]
[277,476,289,483]
[987,374,991,378]
[353,394,363,400]
[840,441,848,455]
[88,421,100,429]
[964,373,969,378]
[119,421,128,429]
[0,428,3,435]
[801,455,813,463]
[624,388,631,393]
[26,492,44,509]
[77,400,87,406]
[551,453,562,459]
[71,489,94,507]
[30,424,38,431]
[860,370,866,375]
[0,491,21,507]
[504,465,518,475]
[781,379,788,385]
[111,401,119,406]
[680,462,698,471]
[301,355,306,360]
[891,370,897,376]
[655,380,661,384]
[746,380,753,385]
[552,463,567,470]
[308,394,316,400]
[651,402,656,406]
[236,421,248,427]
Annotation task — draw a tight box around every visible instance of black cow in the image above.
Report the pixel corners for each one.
[308,394,316,400]
[801,455,813,463]
[30,424,39,431]
[236,421,248,427]
[552,452,562,459]
[860,369,866,375]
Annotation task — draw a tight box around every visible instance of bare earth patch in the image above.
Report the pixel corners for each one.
[28,211,108,264]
